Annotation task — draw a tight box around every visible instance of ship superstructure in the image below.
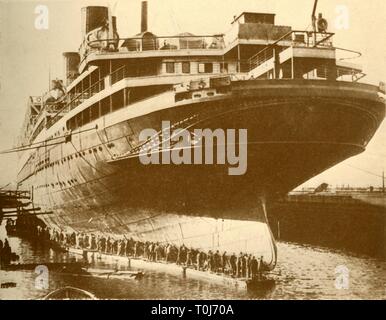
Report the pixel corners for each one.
[15,2,385,269]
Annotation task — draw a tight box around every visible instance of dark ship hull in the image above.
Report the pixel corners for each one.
[18,79,385,269]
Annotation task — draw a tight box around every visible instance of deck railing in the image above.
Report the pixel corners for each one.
[80,34,226,62]
[46,77,106,128]
[110,66,127,85]
[248,30,335,71]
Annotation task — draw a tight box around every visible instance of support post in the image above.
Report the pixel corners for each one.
[237,45,241,72]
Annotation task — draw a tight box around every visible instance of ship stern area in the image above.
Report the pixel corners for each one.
[45,79,384,272]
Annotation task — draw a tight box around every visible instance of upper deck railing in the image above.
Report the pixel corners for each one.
[248,30,334,71]
[80,34,226,63]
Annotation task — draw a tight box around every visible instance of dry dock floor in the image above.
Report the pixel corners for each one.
[68,248,248,290]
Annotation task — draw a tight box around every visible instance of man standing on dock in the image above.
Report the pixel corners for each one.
[213,250,220,272]
[207,250,214,271]
[257,256,264,280]
[1,239,11,266]
[221,251,228,274]
[236,252,243,277]
[230,253,237,277]
[251,256,258,280]
[196,250,202,270]
[246,254,252,279]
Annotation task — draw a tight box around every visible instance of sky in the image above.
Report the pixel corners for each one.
[0,0,385,188]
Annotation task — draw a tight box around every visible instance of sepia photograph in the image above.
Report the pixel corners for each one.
[0,0,385,305]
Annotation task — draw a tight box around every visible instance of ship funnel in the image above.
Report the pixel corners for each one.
[81,6,109,38]
[141,1,148,33]
[63,52,80,86]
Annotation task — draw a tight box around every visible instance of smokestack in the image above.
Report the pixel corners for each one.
[81,6,109,38]
[63,52,80,86]
[141,1,148,33]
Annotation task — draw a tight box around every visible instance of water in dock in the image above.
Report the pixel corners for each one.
[0,223,385,300]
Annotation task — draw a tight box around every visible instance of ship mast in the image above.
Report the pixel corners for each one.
[311,0,319,43]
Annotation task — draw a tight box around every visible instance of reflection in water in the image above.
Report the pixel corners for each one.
[0,224,385,300]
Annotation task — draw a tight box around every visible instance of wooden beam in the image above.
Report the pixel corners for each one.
[3,211,53,218]
[2,207,42,214]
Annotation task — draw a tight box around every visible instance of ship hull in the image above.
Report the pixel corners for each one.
[17,79,385,269]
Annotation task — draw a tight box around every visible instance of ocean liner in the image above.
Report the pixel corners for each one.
[15,1,385,270]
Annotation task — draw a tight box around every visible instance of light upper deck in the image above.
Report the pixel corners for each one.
[19,9,378,149]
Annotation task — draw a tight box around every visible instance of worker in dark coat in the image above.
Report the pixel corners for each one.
[213,250,221,272]
[258,255,265,278]
[202,252,208,270]
[251,256,258,280]
[90,234,97,250]
[126,238,134,256]
[118,239,126,256]
[196,250,202,270]
[246,254,252,279]
[242,254,248,278]
[2,239,12,266]
[221,251,228,274]
[236,252,243,277]
[84,234,90,249]
[148,242,154,261]
[106,237,112,254]
[207,250,214,272]
[186,248,193,266]
[112,239,118,254]
[180,244,187,265]
[230,253,237,276]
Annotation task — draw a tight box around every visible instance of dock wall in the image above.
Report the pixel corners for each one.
[268,200,385,259]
